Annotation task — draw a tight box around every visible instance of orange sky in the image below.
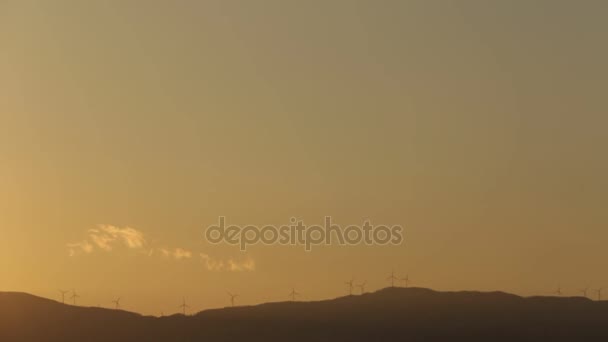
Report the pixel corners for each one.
[1,0,607,315]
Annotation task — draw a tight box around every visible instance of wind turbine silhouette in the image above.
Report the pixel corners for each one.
[595,288,603,301]
[59,290,69,304]
[112,297,121,310]
[554,285,563,296]
[401,274,411,288]
[345,278,355,296]
[357,281,367,294]
[227,292,239,307]
[289,288,300,301]
[387,270,399,288]
[179,297,190,315]
[71,289,81,305]
[579,286,590,298]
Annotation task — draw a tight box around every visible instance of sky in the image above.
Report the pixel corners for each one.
[1,0,607,315]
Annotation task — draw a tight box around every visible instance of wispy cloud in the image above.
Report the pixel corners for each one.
[200,253,225,271]
[67,226,254,271]
[159,248,171,258]
[89,230,115,251]
[200,253,255,272]
[89,225,146,250]
[67,225,146,256]
[228,258,256,271]
[158,247,193,260]
[173,248,192,260]
[67,240,93,256]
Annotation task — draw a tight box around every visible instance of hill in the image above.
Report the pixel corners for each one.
[2,288,608,341]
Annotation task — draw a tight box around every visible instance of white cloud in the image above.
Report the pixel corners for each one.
[200,253,225,271]
[228,258,256,271]
[173,248,192,260]
[67,225,146,256]
[67,226,248,270]
[95,225,146,249]
[158,248,192,260]
[67,240,93,256]
[89,229,115,251]
[200,253,255,272]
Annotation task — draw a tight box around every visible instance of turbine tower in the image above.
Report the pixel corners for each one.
[555,285,563,296]
[179,297,190,315]
[71,289,81,305]
[59,290,69,304]
[387,269,399,288]
[401,274,411,288]
[227,292,239,307]
[112,297,121,310]
[357,281,367,294]
[595,288,603,301]
[579,286,590,298]
[345,278,355,296]
[289,288,300,301]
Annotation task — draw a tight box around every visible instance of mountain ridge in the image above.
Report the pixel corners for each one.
[2,287,608,341]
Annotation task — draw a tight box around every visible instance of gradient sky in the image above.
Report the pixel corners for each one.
[1,0,607,315]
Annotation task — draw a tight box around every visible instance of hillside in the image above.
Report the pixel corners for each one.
[1,288,608,341]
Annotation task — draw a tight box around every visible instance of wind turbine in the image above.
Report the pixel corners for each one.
[579,286,590,298]
[59,290,69,304]
[357,281,367,294]
[112,297,121,310]
[71,289,81,305]
[227,292,239,307]
[345,278,355,296]
[595,288,603,301]
[387,269,399,288]
[289,288,300,301]
[179,297,190,315]
[401,274,411,288]
[554,285,563,296]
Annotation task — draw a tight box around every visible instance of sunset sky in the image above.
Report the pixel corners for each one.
[1,0,607,315]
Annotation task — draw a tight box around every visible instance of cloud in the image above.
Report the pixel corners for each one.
[173,248,192,260]
[67,226,250,271]
[67,225,146,255]
[89,229,115,251]
[67,240,93,256]
[200,253,225,271]
[158,248,192,260]
[90,225,146,250]
[200,253,255,272]
[228,258,256,271]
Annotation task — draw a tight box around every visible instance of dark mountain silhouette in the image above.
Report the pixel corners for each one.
[2,287,608,341]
